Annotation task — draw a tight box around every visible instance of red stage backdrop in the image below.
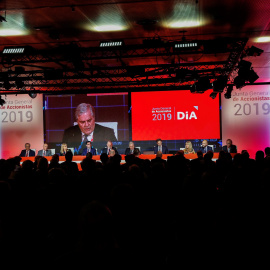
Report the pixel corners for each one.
[221,85,270,158]
[0,94,44,159]
[131,90,220,140]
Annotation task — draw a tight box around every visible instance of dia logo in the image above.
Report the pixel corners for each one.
[177,106,198,120]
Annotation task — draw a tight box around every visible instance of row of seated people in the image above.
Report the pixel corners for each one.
[19,138,237,157]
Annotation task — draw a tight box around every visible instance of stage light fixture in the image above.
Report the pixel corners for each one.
[234,76,245,89]
[224,85,233,99]
[29,92,37,99]
[191,77,212,93]
[246,46,264,57]
[209,92,218,99]
[213,76,228,92]
[248,68,259,83]
[0,96,6,106]
[236,60,259,85]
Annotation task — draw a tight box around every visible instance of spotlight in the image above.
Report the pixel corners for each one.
[248,68,259,83]
[224,85,233,99]
[234,76,246,89]
[0,96,6,106]
[210,92,218,99]
[29,92,37,99]
[246,46,264,57]
[191,77,212,93]
[29,87,37,99]
[237,60,259,84]
[213,76,228,92]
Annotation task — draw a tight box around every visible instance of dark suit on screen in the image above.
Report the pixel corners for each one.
[82,147,97,156]
[199,145,213,154]
[153,145,169,154]
[62,123,117,154]
[19,149,35,157]
[222,144,237,153]
[37,149,52,156]
[101,147,118,155]
[125,147,140,155]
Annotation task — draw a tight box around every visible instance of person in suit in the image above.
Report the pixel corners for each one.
[81,141,97,156]
[222,139,237,153]
[125,141,139,155]
[62,103,117,154]
[151,151,167,167]
[101,140,118,155]
[153,138,169,154]
[60,143,71,156]
[19,143,35,157]
[37,143,52,156]
[199,140,213,153]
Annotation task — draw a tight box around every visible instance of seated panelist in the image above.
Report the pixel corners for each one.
[101,140,118,155]
[153,138,169,154]
[199,140,213,153]
[183,141,195,154]
[60,143,71,156]
[125,141,139,155]
[222,139,237,153]
[37,143,52,156]
[19,143,35,157]
[81,141,97,156]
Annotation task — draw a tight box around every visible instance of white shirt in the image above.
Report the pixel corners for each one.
[82,132,94,142]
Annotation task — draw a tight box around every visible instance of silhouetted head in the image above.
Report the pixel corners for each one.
[65,151,73,162]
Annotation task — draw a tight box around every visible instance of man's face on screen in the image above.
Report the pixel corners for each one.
[77,110,95,135]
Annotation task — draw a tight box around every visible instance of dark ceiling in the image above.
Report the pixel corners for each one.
[0,0,269,95]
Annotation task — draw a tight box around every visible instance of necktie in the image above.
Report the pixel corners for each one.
[108,148,110,155]
[26,151,29,157]
[83,135,88,143]
[43,151,45,156]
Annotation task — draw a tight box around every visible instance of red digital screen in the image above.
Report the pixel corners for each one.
[131,90,220,140]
